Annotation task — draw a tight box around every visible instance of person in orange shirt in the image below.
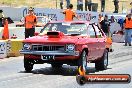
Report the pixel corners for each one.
[2,18,9,40]
[123,13,132,46]
[63,4,79,21]
[24,7,37,39]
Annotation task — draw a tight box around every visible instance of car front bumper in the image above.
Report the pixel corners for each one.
[20,50,80,56]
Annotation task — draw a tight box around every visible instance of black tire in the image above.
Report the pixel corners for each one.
[108,45,113,52]
[24,59,34,72]
[95,49,108,70]
[76,75,86,85]
[78,50,87,71]
[51,63,62,68]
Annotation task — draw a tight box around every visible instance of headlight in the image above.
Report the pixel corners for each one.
[66,44,75,52]
[23,44,31,50]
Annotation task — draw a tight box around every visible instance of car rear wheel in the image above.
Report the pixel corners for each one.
[51,63,62,68]
[95,49,108,70]
[78,50,87,71]
[24,59,34,72]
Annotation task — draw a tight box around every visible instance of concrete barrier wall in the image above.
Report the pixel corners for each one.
[0,7,126,22]
[0,40,8,58]
[0,27,43,39]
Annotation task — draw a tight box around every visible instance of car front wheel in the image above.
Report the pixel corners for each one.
[24,59,34,72]
[95,49,108,70]
[78,50,87,71]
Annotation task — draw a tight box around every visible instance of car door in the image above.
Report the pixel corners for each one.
[87,24,99,60]
[93,24,106,58]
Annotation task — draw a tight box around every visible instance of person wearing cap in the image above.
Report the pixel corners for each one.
[0,9,4,27]
[100,15,110,37]
[24,7,37,39]
[62,4,79,21]
[123,14,132,46]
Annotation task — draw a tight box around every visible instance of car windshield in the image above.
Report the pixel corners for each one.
[39,22,88,35]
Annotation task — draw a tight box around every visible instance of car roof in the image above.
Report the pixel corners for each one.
[49,20,90,24]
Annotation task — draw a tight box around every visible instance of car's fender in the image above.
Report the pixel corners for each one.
[81,45,89,55]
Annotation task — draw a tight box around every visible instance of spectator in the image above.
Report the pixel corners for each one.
[24,7,37,39]
[113,0,119,13]
[130,2,132,13]
[100,0,105,12]
[60,0,63,9]
[77,0,83,11]
[77,0,79,10]
[118,17,124,30]
[109,16,116,23]
[85,0,92,11]
[66,0,70,9]
[100,15,110,37]
[109,16,121,35]
[85,0,87,11]
[62,4,79,21]
[87,0,92,11]
[123,13,132,46]
[98,14,104,23]
[0,9,4,27]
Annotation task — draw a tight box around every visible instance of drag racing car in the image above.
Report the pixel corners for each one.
[20,21,112,72]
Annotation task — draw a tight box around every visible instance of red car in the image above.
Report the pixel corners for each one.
[20,21,111,72]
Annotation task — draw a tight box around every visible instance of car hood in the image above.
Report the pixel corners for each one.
[23,35,88,44]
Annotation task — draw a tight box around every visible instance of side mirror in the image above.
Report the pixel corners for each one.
[34,32,39,36]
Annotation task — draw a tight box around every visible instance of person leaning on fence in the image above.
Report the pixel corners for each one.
[123,13,132,46]
[24,7,37,39]
[62,4,79,21]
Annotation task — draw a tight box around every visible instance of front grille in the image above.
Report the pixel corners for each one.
[32,45,65,51]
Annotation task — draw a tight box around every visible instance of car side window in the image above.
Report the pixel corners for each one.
[93,25,103,38]
[87,25,96,38]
